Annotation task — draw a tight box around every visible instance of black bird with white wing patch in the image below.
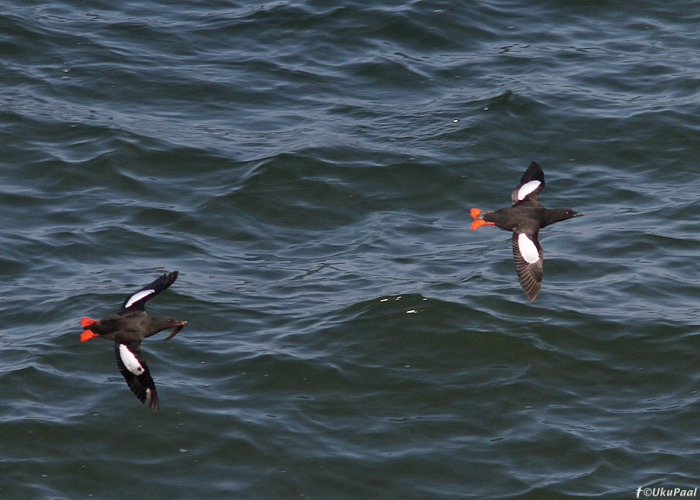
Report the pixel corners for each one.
[470,162,583,301]
[80,271,187,410]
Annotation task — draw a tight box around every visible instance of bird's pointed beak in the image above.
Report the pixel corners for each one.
[164,321,187,341]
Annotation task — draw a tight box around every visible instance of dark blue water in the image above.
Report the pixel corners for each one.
[2,1,700,498]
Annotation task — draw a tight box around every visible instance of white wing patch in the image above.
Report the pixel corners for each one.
[517,180,541,201]
[124,289,155,309]
[518,233,540,264]
[119,344,145,375]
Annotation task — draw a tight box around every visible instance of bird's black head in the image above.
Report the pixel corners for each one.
[562,209,584,220]
[543,208,584,227]
[151,317,188,340]
[165,317,187,327]
[165,318,187,340]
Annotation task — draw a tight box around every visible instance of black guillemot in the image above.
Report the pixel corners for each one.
[471,162,583,301]
[80,271,187,410]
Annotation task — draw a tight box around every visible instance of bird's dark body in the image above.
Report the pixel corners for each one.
[87,312,173,342]
[483,204,579,231]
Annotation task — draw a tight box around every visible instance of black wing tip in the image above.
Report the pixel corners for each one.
[517,267,542,301]
[126,377,160,411]
[130,383,159,411]
[129,383,159,409]
[148,387,160,411]
[156,270,179,288]
[523,282,542,301]
[527,161,542,173]
[144,270,179,289]
[520,161,545,185]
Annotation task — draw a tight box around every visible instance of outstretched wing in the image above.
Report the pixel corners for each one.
[119,271,179,313]
[114,341,159,411]
[511,230,544,301]
[511,161,545,205]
